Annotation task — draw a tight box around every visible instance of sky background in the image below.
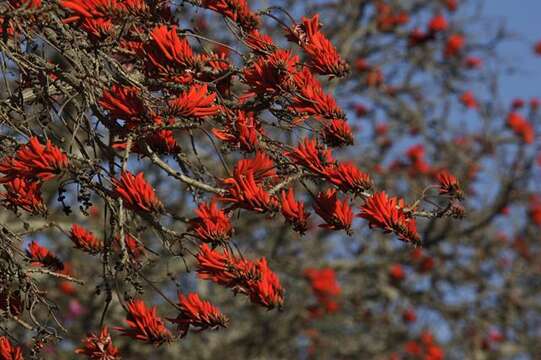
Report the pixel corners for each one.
[485,0,541,102]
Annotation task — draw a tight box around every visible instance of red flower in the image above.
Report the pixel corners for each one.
[99,85,145,127]
[169,293,228,337]
[304,267,341,314]
[247,257,284,309]
[528,195,541,226]
[289,15,348,77]
[25,241,64,271]
[445,0,458,12]
[75,326,120,360]
[324,162,372,194]
[402,308,417,323]
[444,34,465,57]
[60,0,116,39]
[321,119,354,147]
[213,111,263,152]
[70,224,103,254]
[243,49,299,96]
[113,171,164,213]
[428,14,448,33]
[0,137,69,182]
[233,152,276,182]
[168,84,220,119]
[388,263,405,282]
[465,56,483,69]
[506,111,535,144]
[0,336,23,360]
[189,201,233,245]
[145,25,195,83]
[220,171,277,213]
[460,90,478,109]
[408,28,429,47]
[220,154,278,213]
[435,170,462,198]
[289,68,345,121]
[313,189,353,233]
[116,300,171,346]
[358,191,420,244]
[195,244,243,288]
[0,178,46,215]
[534,40,541,56]
[512,98,525,109]
[201,0,259,31]
[280,189,310,234]
[195,244,284,309]
[286,138,335,176]
[245,30,276,54]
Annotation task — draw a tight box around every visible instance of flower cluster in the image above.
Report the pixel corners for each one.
[304,267,341,316]
[75,326,120,360]
[169,293,228,337]
[113,171,164,214]
[358,192,420,244]
[196,244,284,309]
[70,224,103,254]
[116,300,171,346]
[0,336,24,360]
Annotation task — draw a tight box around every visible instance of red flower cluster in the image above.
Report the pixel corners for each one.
[321,119,354,147]
[388,263,406,282]
[534,40,541,56]
[314,189,353,233]
[406,144,430,174]
[460,90,478,109]
[528,195,541,226]
[99,85,145,130]
[169,293,228,337]
[465,56,483,69]
[0,336,23,360]
[220,154,278,213]
[286,138,335,176]
[113,171,164,213]
[358,191,420,244]
[288,15,348,77]
[61,0,146,39]
[506,111,534,144]
[0,137,69,182]
[325,162,372,195]
[0,178,45,215]
[145,25,196,83]
[243,49,299,96]
[116,300,171,346]
[375,2,410,32]
[189,201,232,245]
[168,84,220,119]
[289,68,345,121]
[444,34,465,57]
[428,14,448,34]
[196,244,284,309]
[280,189,310,234]
[403,331,444,360]
[435,170,462,198]
[75,326,120,360]
[25,241,64,271]
[70,224,103,254]
[213,111,263,152]
[304,267,341,315]
[201,0,259,31]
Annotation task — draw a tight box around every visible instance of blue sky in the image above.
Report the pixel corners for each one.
[484,0,541,101]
